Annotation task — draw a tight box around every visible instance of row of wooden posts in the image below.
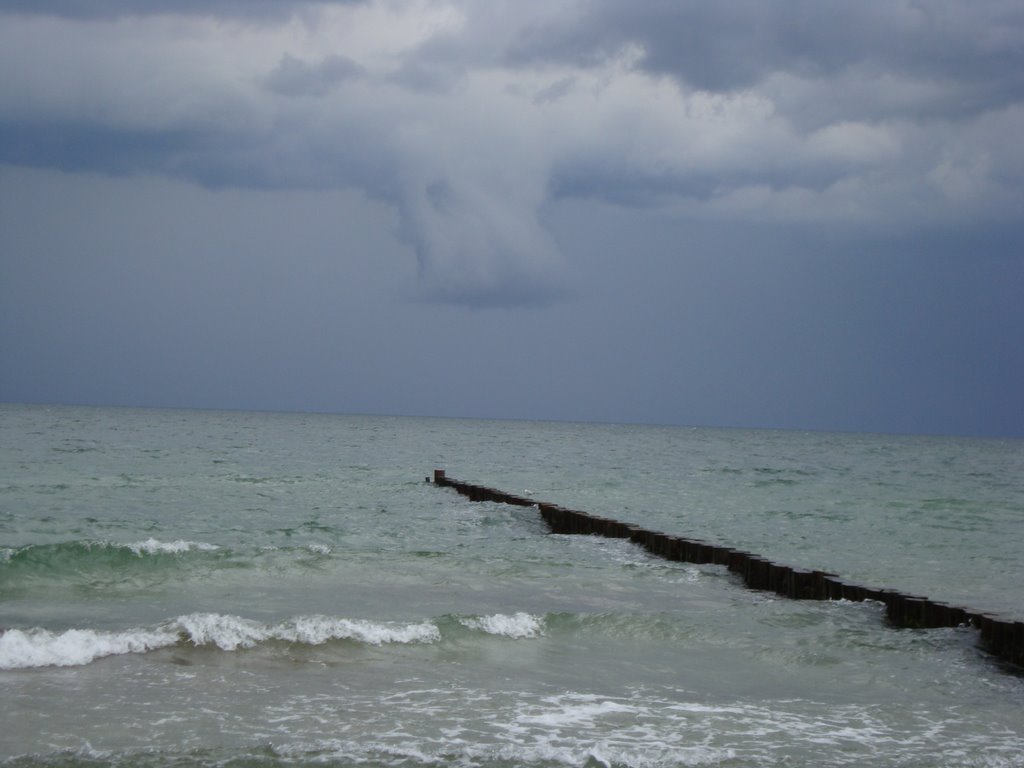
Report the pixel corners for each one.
[430,468,1023,671]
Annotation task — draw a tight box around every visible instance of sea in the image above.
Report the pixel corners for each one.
[2,403,1023,768]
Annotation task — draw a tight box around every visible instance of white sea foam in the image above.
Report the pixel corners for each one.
[125,538,220,555]
[502,693,738,765]
[460,612,544,638]
[0,626,178,669]
[173,613,440,650]
[516,695,638,727]
[265,730,733,768]
[287,615,440,645]
[0,614,440,669]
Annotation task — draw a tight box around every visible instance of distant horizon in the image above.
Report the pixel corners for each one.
[6,398,1021,442]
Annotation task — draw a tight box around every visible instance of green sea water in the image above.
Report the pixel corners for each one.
[2,404,1023,767]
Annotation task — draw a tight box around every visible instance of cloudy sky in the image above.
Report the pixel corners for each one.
[1,0,1022,436]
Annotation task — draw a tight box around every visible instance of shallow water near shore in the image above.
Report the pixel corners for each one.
[2,404,1023,767]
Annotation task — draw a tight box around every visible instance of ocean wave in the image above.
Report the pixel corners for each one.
[0,626,179,670]
[174,613,441,651]
[2,538,223,568]
[0,613,442,670]
[125,538,221,555]
[0,611,560,670]
[0,539,230,589]
[2,540,354,596]
[458,612,545,638]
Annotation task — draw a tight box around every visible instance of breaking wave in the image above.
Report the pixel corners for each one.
[174,613,441,651]
[0,611,556,670]
[125,538,220,555]
[458,612,545,638]
[0,626,177,670]
[0,539,226,579]
[0,613,444,670]
[0,540,342,588]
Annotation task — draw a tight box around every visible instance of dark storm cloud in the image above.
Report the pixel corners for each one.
[0,122,199,176]
[0,118,400,200]
[1,0,1022,307]
[265,54,364,98]
[2,1,1024,435]
[511,1,1024,93]
[0,0,365,20]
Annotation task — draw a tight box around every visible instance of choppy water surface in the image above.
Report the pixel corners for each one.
[1,404,1023,767]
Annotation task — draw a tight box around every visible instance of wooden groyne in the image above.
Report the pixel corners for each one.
[429,469,1024,671]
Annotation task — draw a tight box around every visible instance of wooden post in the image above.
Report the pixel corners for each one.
[427,469,1024,674]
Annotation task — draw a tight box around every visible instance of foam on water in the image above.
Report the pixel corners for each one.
[514,695,638,727]
[174,613,441,650]
[266,738,733,767]
[0,626,178,669]
[0,614,442,669]
[125,538,221,555]
[459,612,544,638]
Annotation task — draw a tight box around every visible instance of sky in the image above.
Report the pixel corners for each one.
[1,0,1022,437]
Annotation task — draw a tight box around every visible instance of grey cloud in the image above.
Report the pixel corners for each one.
[0,122,203,177]
[2,0,1022,310]
[0,0,365,20]
[533,77,575,105]
[398,177,568,309]
[508,0,1024,117]
[0,119,380,195]
[549,154,857,210]
[388,57,465,94]
[265,54,364,98]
